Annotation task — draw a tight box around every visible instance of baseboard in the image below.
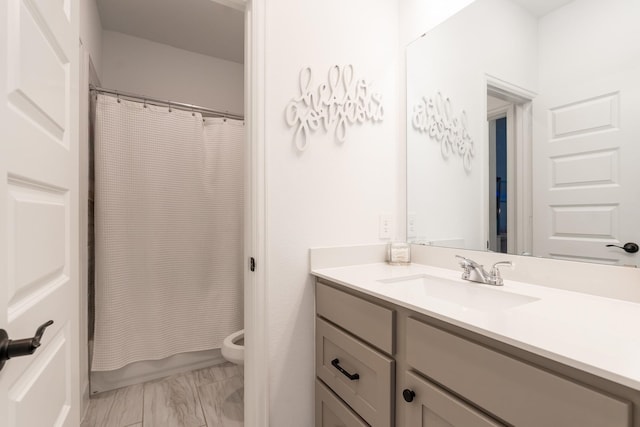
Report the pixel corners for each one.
[90,348,226,394]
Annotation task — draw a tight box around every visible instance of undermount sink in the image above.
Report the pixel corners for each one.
[378,274,539,311]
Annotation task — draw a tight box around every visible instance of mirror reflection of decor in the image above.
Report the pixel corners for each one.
[285,65,384,151]
[411,92,475,172]
[406,0,640,267]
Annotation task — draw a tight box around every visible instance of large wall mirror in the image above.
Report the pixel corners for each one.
[407,0,640,267]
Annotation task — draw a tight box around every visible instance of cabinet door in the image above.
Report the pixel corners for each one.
[316,380,369,427]
[402,372,504,427]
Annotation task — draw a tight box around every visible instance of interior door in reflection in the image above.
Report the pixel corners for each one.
[533,67,640,266]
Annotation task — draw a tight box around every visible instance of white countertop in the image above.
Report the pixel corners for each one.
[311,262,640,391]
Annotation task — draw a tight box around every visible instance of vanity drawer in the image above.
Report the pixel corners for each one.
[316,379,369,427]
[316,281,394,354]
[316,317,394,427]
[406,318,631,427]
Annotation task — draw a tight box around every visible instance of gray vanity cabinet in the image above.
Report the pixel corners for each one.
[315,279,636,427]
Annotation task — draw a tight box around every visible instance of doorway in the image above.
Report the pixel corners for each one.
[78,0,269,425]
[488,104,512,253]
[486,80,534,256]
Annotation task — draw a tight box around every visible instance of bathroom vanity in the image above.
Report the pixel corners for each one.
[312,261,640,427]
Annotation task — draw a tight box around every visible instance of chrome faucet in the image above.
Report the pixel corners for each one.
[455,255,513,286]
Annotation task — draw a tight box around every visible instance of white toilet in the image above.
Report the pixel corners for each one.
[222,329,244,365]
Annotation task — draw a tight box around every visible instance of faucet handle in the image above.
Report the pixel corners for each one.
[455,255,469,270]
[455,255,472,279]
[491,260,513,269]
[455,255,481,268]
[455,255,467,265]
[488,261,513,286]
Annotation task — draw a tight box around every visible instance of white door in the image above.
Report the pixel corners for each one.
[0,0,80,426]
[532,64,640,266]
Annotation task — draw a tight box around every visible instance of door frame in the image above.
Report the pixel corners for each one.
[485,75,535,256]
[241,0,269,426]
[205,1,270,424]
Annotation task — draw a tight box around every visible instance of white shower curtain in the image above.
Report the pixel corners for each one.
[92,94,244,371]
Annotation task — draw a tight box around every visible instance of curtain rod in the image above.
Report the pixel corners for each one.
[89,85,244,121]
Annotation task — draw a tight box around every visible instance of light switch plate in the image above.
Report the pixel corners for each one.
[379,214,392,239]
[408,213,417,238]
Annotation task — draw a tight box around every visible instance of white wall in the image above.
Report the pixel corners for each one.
[405,0,537,250]
[538,0,640,88]
[102,31,244,114]
[263,0,400,423]
[399,0,475,46]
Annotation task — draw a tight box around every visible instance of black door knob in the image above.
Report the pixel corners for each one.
[0,320,54,371]
[606,242,639,253]
[403,388,416,402]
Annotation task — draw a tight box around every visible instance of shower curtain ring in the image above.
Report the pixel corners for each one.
[143,99,147,108]
[116,93,120,103]
[168,102,172,112]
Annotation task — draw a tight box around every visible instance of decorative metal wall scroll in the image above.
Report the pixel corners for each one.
[411,92,474,172]
[285,65,384,151]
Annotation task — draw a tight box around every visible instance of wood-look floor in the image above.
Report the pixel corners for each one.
[82,362,244,427]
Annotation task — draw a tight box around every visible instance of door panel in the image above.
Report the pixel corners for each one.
[8,178,68,316]
[8,328,70,427]
[0,0,79,425]
[7,0,72,145]
[533,67,640,265]
[550,149,617,187]
[550,93,618,138]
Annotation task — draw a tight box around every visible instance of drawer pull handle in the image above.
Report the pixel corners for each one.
[331,358,360,381]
